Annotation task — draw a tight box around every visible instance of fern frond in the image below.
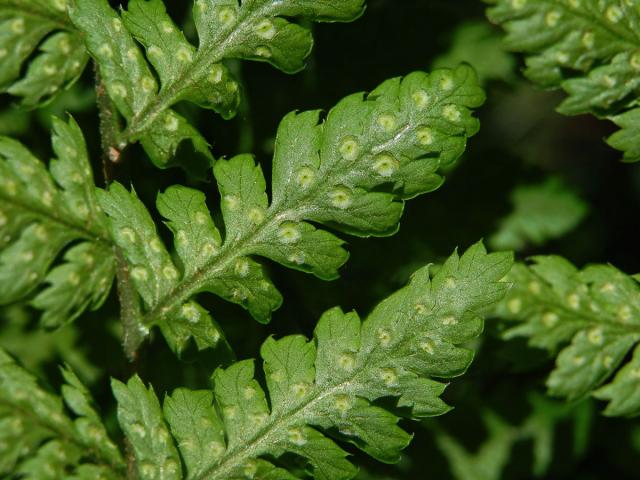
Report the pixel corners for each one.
[109,243,511,480]
[97,66,485,355]
[0,0,88,107]
[485,0,640,161]
[0,349,125,478]
[0,244,510,479]
[488,178,587,252]
[433,394,590,480]
[0,304,101,384]
[434,411,515,480]
[495,256,640,416]
[0,116,115,328]
[68,0,365,172]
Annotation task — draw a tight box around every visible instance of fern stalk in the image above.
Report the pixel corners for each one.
[94,65,146,360]
[95,66,123,181]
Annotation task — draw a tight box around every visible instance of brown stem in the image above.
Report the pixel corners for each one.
[94,64,144,362]
[114,252,145,362]
[95,65,122,185]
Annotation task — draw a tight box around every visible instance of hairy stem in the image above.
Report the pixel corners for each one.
[115,252,145,361]
[95,65,143,362]
[118,4,266,144]
[95,66,123,185]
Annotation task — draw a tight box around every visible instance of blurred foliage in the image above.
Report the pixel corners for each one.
[1,0,639,478]
[0,304,101,384]
[430,395,594,480]
[432,21,516,85]
[489,178,587,251]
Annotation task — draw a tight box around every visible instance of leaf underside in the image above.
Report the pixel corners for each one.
[97,65,485,356]
[0,243,511,480]
[0,0,89,107]
[68,0,365,173]
[488,178,587,252]
[0,116,115,329]
[495,256,640,417]
[0,349,125,478]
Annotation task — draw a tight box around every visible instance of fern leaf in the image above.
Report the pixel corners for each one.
[163,389,227,479]
[68,0,364,172]
[0,116,115,328]
[434,411,515,480]
[68,0,212,174]
[485,0,640,161]
[495,256,640,416]
[111,376,181,480]
[488,178,587,252]
[0,0,89,107]
[0,304,100,384]
[0,243,511,479]
[0,348,126,478]
[433,394,589,480]
[607,108,640,161]
[60,367,124,468]
[112,243,511,480]
[97,66,485,355]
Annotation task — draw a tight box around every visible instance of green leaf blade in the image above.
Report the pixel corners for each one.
[111,376,181,480]
[60,367,125,470]
[156,186,223,278]
[164,389,226,479]
[121,0,193,88]
[0,116,113,326]
[213,360,271,449]
[485,0,640,161]
[32,242,116,329]
[0,348,126,477]
[69,0,155,117]
[594,347,640,417]
[97,183,176,308]
[261,335,316,414]
[0,1,87,106]
[106,67,484,354]
[214,154,269,242]
[489,178,587,252]
[608,107,640,162]
[494,257,640,415]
